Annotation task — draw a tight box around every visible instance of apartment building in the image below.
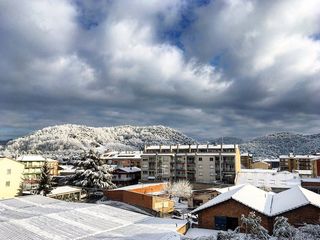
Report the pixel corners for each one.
[16,155,59,191]
[141,144,241,184]
[279,153,317,172]
[0,158,24,199]
[240,153,253,169]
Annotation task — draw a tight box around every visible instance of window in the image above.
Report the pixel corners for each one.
[199,157,202,161]
[143,171,148,174]
[5,181,10,187]
[210,158,214,161]
[7,169,11,175]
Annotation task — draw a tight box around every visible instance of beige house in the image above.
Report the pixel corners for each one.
[251,161,270,169]
[141,144,241,184]
[0,158,25,199]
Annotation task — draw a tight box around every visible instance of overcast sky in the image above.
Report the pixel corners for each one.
[1,0,320,140]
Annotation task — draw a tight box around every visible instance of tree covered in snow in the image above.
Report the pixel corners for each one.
[240,212,269,240]
[37,161,53,196]
[273,216,296,239]
[70,151,115,190]
[166,180,192,202]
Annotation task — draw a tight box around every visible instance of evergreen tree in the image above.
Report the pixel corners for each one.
[273,216,296,239]
[37,161,53,196]
[70,150,115,190]
[240,211,269,240]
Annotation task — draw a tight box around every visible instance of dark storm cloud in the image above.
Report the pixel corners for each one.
[1,0,320,140]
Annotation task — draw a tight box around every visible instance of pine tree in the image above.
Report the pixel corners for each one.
[273,216,296,239]
[240,211,269,240]
[70,150,115,190]
[37,161,53,196]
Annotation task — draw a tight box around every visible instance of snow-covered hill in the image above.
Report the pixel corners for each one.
[3,124,196,159]
[240,132,320,158]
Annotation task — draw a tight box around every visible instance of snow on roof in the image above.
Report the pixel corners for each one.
[192,184,320,217]
[185,228,218,238]
[301,178,320,183]
[116,167,141,173]
[112,182,167,191]
[16,155,57,162]
[293,170,312,175]
[145,144,237,150]
[16,154,46,161]
[48,186,82,196]
[270,186,320,215]
[235,170,301,189]
[103,151,142,159]
[0,195,185,240]
[279,154,318,159]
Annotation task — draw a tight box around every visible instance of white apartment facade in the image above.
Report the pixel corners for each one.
[141,144,241,184]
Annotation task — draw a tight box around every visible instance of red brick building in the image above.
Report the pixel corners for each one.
[192,184,320,233]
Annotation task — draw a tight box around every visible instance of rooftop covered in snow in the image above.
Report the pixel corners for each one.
[16,155,57,162]
[235,169,301,189]
[192,184,320,217]
[0,195,186,240]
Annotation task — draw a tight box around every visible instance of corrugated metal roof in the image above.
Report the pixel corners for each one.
[0,195,185,240]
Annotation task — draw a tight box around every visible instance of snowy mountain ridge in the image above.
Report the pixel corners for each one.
[3,124,196,159]
[240,132,320,158]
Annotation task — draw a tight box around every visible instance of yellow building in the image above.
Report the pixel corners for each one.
[251,161,270,169]
[16,155,59,191]
[0,158,25,199]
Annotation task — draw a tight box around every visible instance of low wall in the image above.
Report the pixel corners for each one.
[105,183,174,214]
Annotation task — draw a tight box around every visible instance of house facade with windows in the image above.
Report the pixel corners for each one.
[16,155,59,191]
[112,167,141,187]
[0,158,24,199]
[141,144,241,184]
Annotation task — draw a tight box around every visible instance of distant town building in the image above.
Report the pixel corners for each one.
[102,151,142,168]
[235,169,301,192]
[264,158,280,169]
[279,153,316,172]
[251,161,270,169]
[141,144,241,184]
[301,178,320,194]
[312,157,320,177]
[240,153,253,169]
[192,184,320,233]
[16,155,59,191]
[188,189,220,209]
[112,167,141,187]
[0,158,24,199]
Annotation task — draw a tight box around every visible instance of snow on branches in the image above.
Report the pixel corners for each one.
[70,150,115,190]
[37,161,53,196]
[166,180,192,202]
